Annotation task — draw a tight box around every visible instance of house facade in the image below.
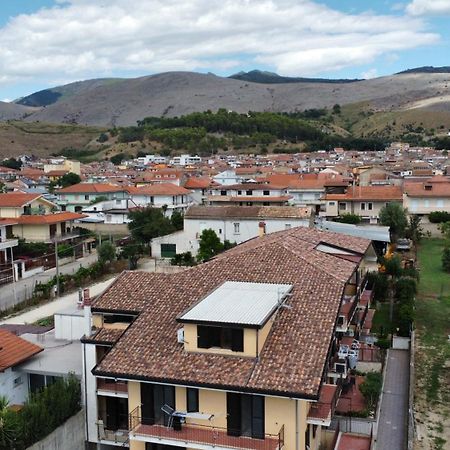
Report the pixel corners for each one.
[57,183,128,212]
[151,206,312,258]
[322,186,403,224]
[82,227,376,450]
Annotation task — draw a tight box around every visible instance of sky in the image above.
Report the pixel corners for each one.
[0,0,449,102]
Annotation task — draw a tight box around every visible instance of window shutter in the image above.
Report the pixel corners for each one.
[140,383,154,425]
[187,388,199,412]
[197,326,211,348]
[227,393,242,436]
[251,395,265,439]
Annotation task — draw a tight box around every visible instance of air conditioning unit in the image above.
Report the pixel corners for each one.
[334,362,347,376]
[177,328,185,344]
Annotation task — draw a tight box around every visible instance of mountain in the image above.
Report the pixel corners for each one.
[0,69,449,127]
[397,66,450,74]
[15,78,124,107]
[229,69,360,84]
[0,101,36,121]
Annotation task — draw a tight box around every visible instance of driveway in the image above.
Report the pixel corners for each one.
[376,349,410,450]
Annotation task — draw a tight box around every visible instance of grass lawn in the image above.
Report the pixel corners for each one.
[414,238,450,450]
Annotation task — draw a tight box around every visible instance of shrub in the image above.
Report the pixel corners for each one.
[98,241,116,264]
[442,247,450,273]
[171,252,196,266]
[359,372,382,411]
[335,213,361,224]
[429,211,450,223]
[97,132,108,143]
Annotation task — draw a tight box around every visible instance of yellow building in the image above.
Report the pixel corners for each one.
[82,227,376,450]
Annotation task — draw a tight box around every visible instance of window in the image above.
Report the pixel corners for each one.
[263,190,270,196]
[328,201,336,206]
[85,195,89,201]
[104,314,134,324]
[237,190,242,195]
[339,202,347,211]
[285,224,292,230]
[337,315,345,326]
[234,223,240,234]
[227,393,265,439]
[360,202,366,211]
[246,190,252,196]
[13,376,23,387]
[221,190,227,196]
[368,202,373,211]
[197,326,244,352]
[187,388,199,413]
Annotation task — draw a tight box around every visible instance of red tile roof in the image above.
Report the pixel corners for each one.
[0,193,42,208]
[58,183,124,194]
[16,212,87,225]
[184,177,214,189]
[93,227,371,399]
[404,179,450,197]
[0,329,43,372]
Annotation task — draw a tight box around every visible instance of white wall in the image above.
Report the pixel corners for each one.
[55,313,85,341]
[83,343,99,444]
[0,367,28,405]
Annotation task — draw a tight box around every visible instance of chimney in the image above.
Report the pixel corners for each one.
[258,221,266,237]
[83,288,92,337]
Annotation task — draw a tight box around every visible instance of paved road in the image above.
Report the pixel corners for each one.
[0,277,116,325]
[0,252,99,312]
[376,349,410,450]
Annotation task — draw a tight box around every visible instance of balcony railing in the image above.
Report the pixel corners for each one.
[97,378,128,396]
[129,406,284,450]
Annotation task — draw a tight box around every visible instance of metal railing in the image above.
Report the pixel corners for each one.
[129,405,284,450]
[97,378,128,395]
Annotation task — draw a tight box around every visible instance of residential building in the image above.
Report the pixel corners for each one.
[170,155,202,166]
[82,227,376,450]
[44,158,81,175]
[403,176,450,218]
[80,199,138,224]
[208,183,291,207]
[322,186,403,224]
[151,205,312,257]
[57,183,128,212]
[213,170,244,186]
[0,192,55,218]
[127,184,194,214]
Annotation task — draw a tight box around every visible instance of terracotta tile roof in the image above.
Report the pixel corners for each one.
[185,206,310,220]
[0,193,41,208]
[324,185,403,201]
[84,327,125,345]
[404,179,450,197]
[209,195,291,203]
[127,184,191,196]
[184,177,214,189]
[16,212,87,225]
[0,329,43,372]
[93,227,371,399]
[0,218,18,226]
[57,183,124,194]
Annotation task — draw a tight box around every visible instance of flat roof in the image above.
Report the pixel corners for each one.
[178,281,293,328]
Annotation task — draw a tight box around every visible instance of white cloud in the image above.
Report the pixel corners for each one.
[406,0,450,15]
[1,98,11,103]
[361,69,378,79]
[0,0,440,87]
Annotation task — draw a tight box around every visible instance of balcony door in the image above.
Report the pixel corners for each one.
[141,383,175,426]
[227,393,265,439]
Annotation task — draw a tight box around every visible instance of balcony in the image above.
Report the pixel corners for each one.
[129,406,284,450]
[0,238,18,251]
[97,378,128,398]
[307,384,339,427]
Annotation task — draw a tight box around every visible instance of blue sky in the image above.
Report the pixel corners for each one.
[0,0,449,101]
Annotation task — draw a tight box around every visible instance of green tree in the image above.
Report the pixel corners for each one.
[171,251,196,266]
[170,211,184,230]
[110,153,131,165]
[197,229,224,262]
[0,157,22,170]
[359,372,382,411]
[379,203,408,241]
[332,104,341,114]
[120,241,144,270]
[128,207,174,246]
[405,214,424,244]
[97,132,108,143]
[59,172,81,188]
[98,241,116,264]
[0,396,21,448]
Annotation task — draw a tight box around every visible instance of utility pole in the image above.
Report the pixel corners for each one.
[55,238,60,297]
